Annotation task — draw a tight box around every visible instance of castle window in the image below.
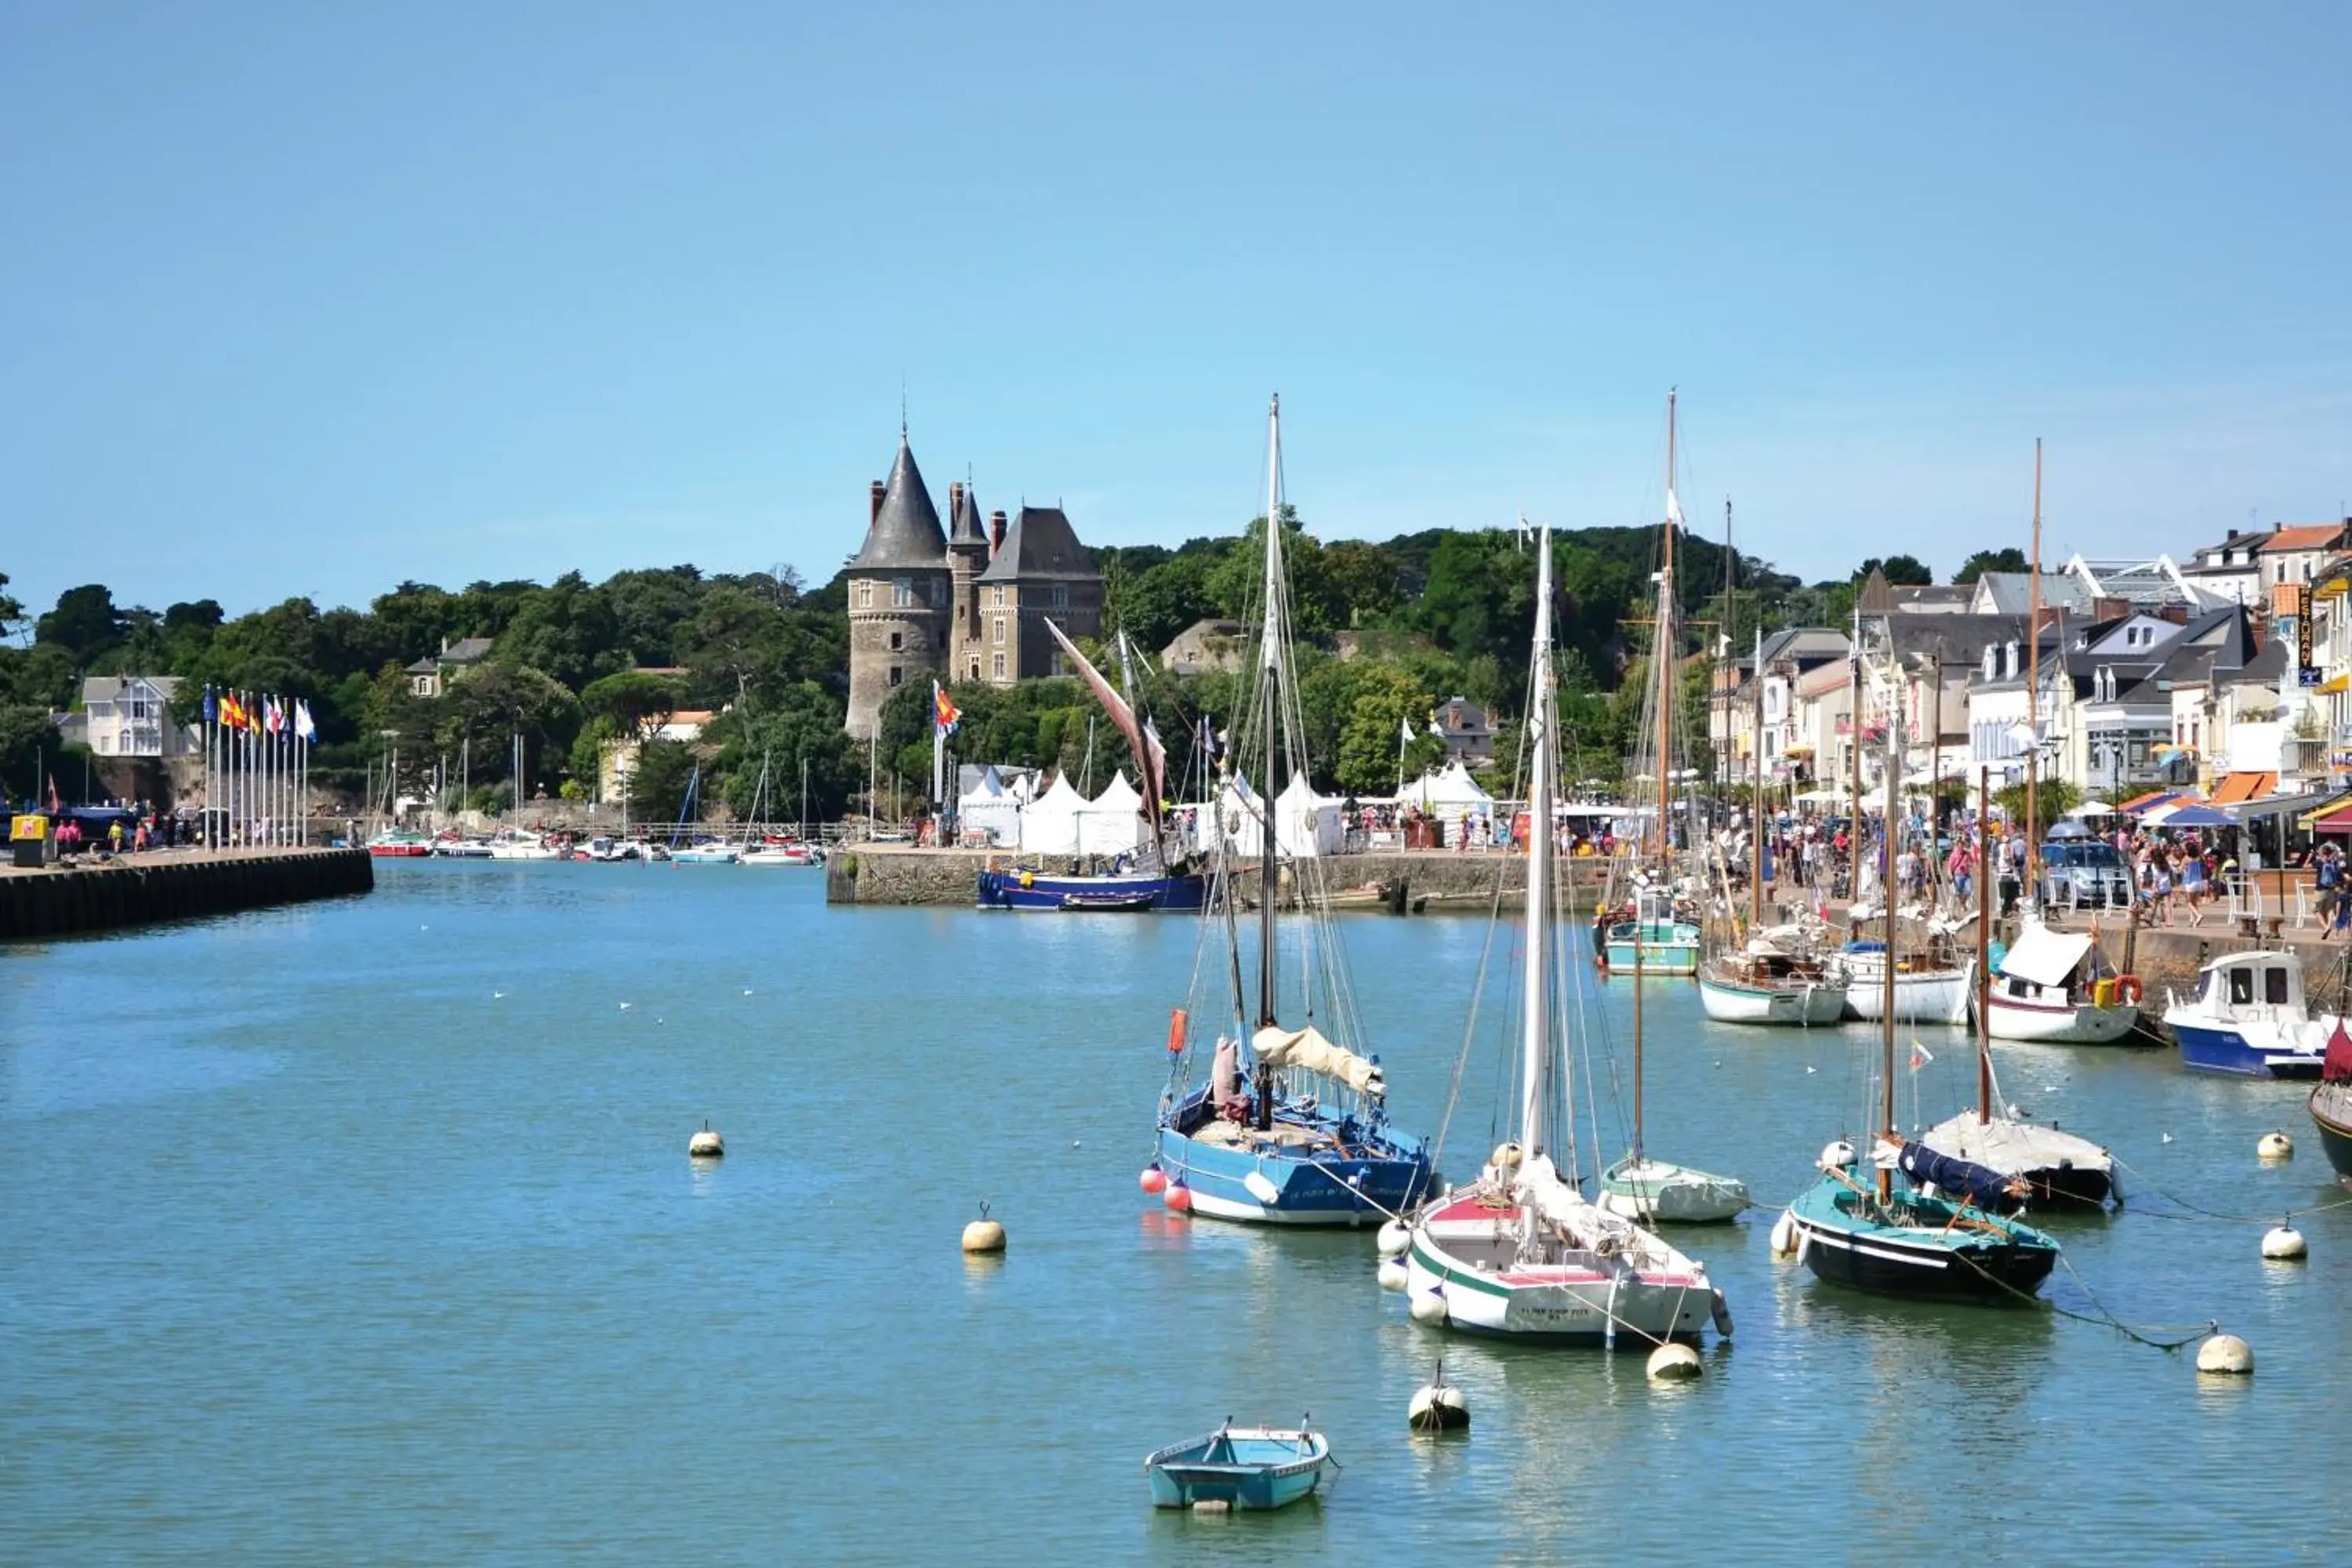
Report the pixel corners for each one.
[889,631,902,650]
[969,662,980,681]
[855,580,873,609]
[1051,583,1068,608]
[990,586,1005,608]
[992,652,1006,680]
[893,578,914,608]
[888,666,903,688]
[992,617,1005,644]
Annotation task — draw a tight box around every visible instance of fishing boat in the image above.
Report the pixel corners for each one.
[1984,921,2140,1044]
[1405,521,1730,1339]
[2307,1022,2352,1188]
[1148,397,1432,1226]
[1697,932,1847,1025]
[1788,720,2062,1299]
[2165,949,2334,1079]
[366,829,434,858]
[978,862,1205,911]
[1143,1421,1330,1511]
[1600,885,1702,975]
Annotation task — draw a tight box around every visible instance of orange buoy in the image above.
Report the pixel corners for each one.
[1163,1181,1193,1214]
[1139,1166,1168,1195]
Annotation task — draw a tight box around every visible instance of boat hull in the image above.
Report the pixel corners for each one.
[2170,1021,2325,1079]
[1155,1121,1431,1227]
[1697,973,1845,1026]
[2310,1084,2352,1189]
[1603,932,1700,975]
[1403,1230,1713,1344]
[1598,1156,1749,1223]
[1145,1429,1328,1510]
[1788,1175,2057,1301]
[978,869,1206,912]
[1843,971,1971,1023]
[1985,995,2138,1044]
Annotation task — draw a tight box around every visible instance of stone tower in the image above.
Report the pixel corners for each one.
[844,434,953,739]
[946,479,990,685]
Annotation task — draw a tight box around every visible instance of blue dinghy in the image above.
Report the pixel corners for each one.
[1144,1422,1330,1510]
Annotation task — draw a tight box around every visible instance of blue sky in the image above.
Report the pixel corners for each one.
[5,3,2347,621]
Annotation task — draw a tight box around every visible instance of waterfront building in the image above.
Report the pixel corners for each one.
[80,675,198,759]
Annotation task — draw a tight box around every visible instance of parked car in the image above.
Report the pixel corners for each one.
[2041,839,2133,909]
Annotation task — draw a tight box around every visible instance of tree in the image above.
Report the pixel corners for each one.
[1323,540,1402,627]
[579,670,686,743]
[625,738,702,828]
[497,572,622,693]
[1332,662,1441,796]
[1112,552,1221,652]
[1857,555,1933,586]
[35,584,127,664]
[601,566,706,667]
[1993,776,2079,841]
[1954,548,2028,586]
[437,660,581,786]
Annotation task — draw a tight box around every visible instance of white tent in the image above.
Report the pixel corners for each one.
[956,765,1024,846]
[1275,772,1344,858]
[1018,771,1087,855]
[1078,771,1145,856]
[1398,759,1493,816]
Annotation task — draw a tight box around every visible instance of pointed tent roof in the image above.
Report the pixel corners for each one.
[852,437,948,571]
[949,478,987,546]
[1857,567,1897,620]
[978,505,1095,582]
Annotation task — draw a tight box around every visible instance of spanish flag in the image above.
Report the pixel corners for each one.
[220,692,246,731]
[933,681,961,736]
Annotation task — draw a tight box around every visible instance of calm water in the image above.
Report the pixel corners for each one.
[3,863,2343,1563]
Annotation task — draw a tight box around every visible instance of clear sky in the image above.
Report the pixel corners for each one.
[5,2,2347,621]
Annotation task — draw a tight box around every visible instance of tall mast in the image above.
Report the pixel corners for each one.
[2026,438,2043,868]
[1257,394,1283,1028]
[1751,625,1766,935]
[1657,389,1678,876]
[1879,639,1900,1204]
[1523,525,1557,1160]
[1976,764,1994,1123]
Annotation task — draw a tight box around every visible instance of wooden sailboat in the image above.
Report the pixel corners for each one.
[1146,396,1432,1225]
[1917,768,2117,1207]
[1599,392,1702,976]
[1403,523,1730,1340]
[1785,707,2061,1300]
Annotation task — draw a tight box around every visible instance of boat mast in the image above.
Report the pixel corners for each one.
[1523,526,1557,1160]
[2026,438,2042,866]
[1656,389,1677,880]
[1751,624,1765,935]
[1879,636,1900,1203]
[1976,764,1994,1123]
[1257,394,1283,1029]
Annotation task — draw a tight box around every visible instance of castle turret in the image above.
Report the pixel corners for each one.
[947,479,990,684]
[844,434,953,739]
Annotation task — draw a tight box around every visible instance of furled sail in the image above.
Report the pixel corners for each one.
[1252,1024,1385,1101]
[1044,617,1165,826]
[1897,1139,2018,1210]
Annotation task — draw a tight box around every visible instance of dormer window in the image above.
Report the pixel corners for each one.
[2004,641,2018,680]
[1983,646,1998,680]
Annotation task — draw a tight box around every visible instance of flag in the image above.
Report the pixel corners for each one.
[1666,486,1685,528]
[267,698,285,735]
[295,700,316,742]
[203,684,218,724]
[45,774,60,814]
[219,692,243,731]
[1400,719,1414,746]
[932,681,961,735]
[1908,1040,1935,1072]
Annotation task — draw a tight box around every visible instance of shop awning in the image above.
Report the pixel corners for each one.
[2311,803,2352,835]
[2210,771,2278,805]
[2317,673,2352,695]
[2119,789,2184,814]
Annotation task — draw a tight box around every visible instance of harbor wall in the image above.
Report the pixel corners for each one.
[0,848,374,941]
[826,846,1632,909]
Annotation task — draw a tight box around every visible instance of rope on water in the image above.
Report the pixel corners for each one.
[2110,1152,2352,1226]
[1947,1243,2218,1352]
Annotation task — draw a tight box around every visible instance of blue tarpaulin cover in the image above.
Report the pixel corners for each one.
[1902,1140,2014,1209]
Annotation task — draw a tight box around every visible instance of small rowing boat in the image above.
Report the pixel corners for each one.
[1143,1421,1330,1510]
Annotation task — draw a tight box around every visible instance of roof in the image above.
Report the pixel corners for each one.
[1972,572,2096,616]
[978,506,1094,583]
[1857,568,1896,619]
[2211,771,2278,804]
[851,437,949,571]
[444,637,495,664]
[2254,523,2348,555]
[949,481,986,546]
[80,674,180,703]
[1883,613,2028,665]
[1889,584,1973,612]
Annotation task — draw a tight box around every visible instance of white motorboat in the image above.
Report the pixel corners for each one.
[1983,921,2139,1044]
[487,829,562,861]
[2165,949,2335,1078]
[740,839,819,867]
[668,842,740,865]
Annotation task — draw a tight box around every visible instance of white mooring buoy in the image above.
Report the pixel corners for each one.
[1377,1258,1409,1292]
[2258,1130,2294,1162]
[1409,1359,1470,1433]
[2197,1334,2254,1376]
[1817,1140,1856,1173]
[1376,1218,1411,1258]
[1769,1211,1798,1257]
[961,1201,1007,1254]
[1409,1289,1450,1327]
[688,1121,724,1160]
[1647,1342,1703,1381]
[2261,1224,2307,1261]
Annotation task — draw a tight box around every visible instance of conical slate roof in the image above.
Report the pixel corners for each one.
[852,437,948,570]
[950,479,986,544]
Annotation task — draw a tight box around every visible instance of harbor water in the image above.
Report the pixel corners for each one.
[3,863,2343,1563]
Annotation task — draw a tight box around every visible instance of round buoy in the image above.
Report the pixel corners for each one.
[1377,1258,1409,1292]
[688,1122,724,1160]
[1409,1290,1449,1326]
[1376,1219,1410,1258]
[1818,1140,1856,1172]
[1488,1142,1523,1179]
[1647,1342,1703,1381]
[2197,1334,2254,1376]
[1139,1165,1168,1195]
[1163,1181,1192,1214]
[1192,1498,1230,1515]
[2261,1224,2307,1261]
[961,1202,1007,1254]
[1769,1211,1798,1257]
[2258,1131,2294,1162]
[1408,1381,1470,1432]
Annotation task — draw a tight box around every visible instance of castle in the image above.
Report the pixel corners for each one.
[844,430,1104,738]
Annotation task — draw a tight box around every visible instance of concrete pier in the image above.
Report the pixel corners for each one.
[0,848,374,941]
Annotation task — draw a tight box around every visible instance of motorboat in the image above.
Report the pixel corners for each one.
[667,841,740,865]
[365,830,434,858]
[739,838,819,867]
[2165,949,2333,1078]
[1983,922,2140,1044]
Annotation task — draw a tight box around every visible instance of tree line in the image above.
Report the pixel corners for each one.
[0,535,2032,819]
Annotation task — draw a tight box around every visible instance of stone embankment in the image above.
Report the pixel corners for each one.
[0,848,374,940]
[826,846,1629,910]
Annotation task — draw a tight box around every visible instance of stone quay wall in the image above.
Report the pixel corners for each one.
[0,848,374,941]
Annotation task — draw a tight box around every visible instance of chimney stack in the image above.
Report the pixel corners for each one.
[2227,527,2239,541]
[949,481,964,524]
[870,480,886,524]
[989,510,1007,559]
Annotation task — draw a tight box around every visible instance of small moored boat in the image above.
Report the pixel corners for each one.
[1144,1421,1330,1511]
[1984,922,2139,1044]
[2165,949,2333,1079]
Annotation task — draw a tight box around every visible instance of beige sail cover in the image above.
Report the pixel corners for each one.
[1252,1025,1385,1099]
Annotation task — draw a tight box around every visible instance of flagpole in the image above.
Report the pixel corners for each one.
[204,687,216,851]
[931,681,944,826]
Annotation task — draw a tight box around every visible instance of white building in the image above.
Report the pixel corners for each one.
[82,676,197,759]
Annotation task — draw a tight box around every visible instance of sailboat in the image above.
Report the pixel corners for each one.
[2307,1022,2352,1188]
[1147,397,1432,1225]
[1916,768,2117,1207]
[1599,392,1702,977]
[1785,706,2061,1300]
[1401,523,1729,1342]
